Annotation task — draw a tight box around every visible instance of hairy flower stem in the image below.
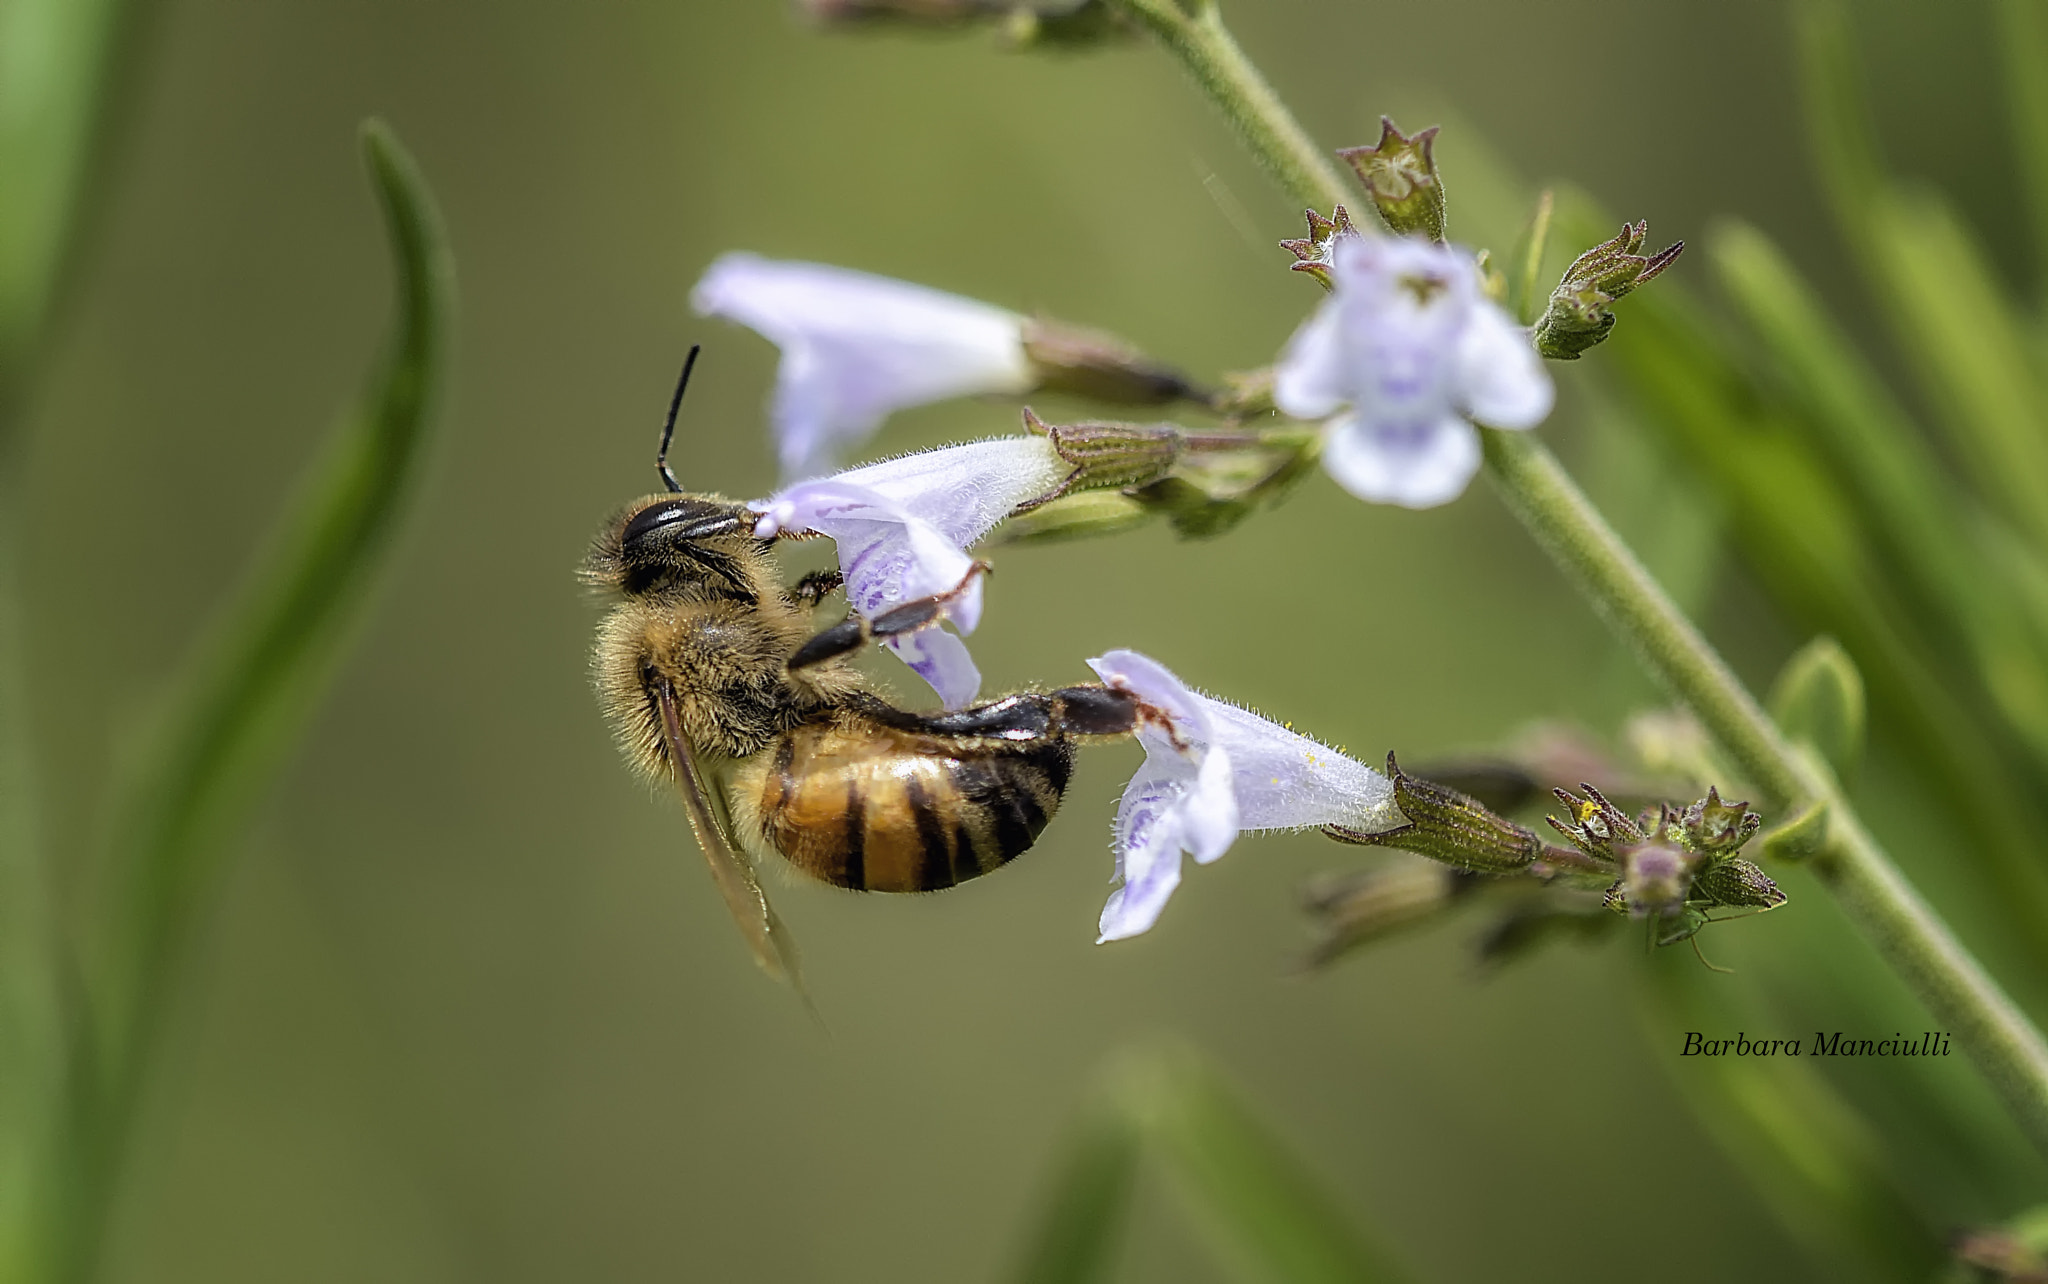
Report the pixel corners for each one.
[1108,0,2048,1159]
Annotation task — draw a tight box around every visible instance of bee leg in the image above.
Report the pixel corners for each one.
[1049,685,1144,737]
[786,562,990,672]
[789,568,844,608]
[860,686,1143,742]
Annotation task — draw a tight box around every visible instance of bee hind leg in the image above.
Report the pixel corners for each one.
[864,685,1143,744]
[786,562,990,672]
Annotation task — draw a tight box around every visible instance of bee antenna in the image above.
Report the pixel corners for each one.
[656,344,700,495]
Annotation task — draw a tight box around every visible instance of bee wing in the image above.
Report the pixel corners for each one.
[650,678,808,995]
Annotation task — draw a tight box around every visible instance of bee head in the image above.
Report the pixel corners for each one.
[585,494,763,598]
[582,344,770,599]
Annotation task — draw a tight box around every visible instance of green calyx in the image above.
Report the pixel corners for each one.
[1532,220,1684,359]
[1336,117,1446,242]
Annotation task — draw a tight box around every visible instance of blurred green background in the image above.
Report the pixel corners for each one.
[13,0,2042,1279]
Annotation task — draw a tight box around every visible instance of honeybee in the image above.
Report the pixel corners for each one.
[584,350,1142,986]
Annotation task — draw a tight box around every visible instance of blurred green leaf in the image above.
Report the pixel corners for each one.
[1712,223,2048,771]
[1011,1096,1143,1284]
[1995,0,2048,296]
[1769,637,1865,782]
[1641,965,1941,1280]
[1117,1049,1406,1284]
[0,0,132,391]
[61,119,453,1283]
[102,118,451,1036]
[1865,192,2048,551]
[1797,1,2048,554]
[0,0,142,1275]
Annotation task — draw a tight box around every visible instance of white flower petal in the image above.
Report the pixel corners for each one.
[1322,411,1481,509]
[1099,759,1192,942]
[1198,699,1401,834]
[1275,237,1544,508]
[1455,301,1554,430]
[749,439,1064,707]
[834,436,1068,550]
[885,627,982,711]
[1272,302,1350,420]
[1182,745,1241,864]
[692,254,1034,479]
[1089,649,1405,939]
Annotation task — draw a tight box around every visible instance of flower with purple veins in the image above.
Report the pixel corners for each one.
[693,253,1035,482]
[754,436,1069,709]
[1086,649,1407,942]
[1273,236,1553,508]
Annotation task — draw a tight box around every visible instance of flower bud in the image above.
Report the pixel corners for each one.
[802,0,1130,45]
[1021,408,1184,497]
[1021,317,1203,407]
[1278,205,1363,291]
[1670,786,1762,856]
[1694,857,1787,910]
[799,0,988,24]
[1298,861,1470,969]
[1324,753,1540,873]
[1532,221,1684,360]
[1001,1,1134,48]
[1336,118,1446,242]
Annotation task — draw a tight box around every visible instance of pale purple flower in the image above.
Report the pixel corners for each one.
[1086,649,1406,943]
[753,436,1068,708]
[693,253,1035,481]
[1273,236,1553,508]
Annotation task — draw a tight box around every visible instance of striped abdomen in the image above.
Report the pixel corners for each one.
[745,715,1073,892]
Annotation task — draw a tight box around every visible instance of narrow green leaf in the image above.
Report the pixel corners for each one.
[1010,1097,1143,1284]
[1797,1,2048,552]
[1507,188,1554,327]
[1769,637,1865,782]
[1865,191,2048,552]
[103,120,451,1035]
[1793,0,1886,269]
[1117,1049,1405,1284]
[0,0,133,391]
[56,120,454,1284]
[1712,222,2048,771]
[1995,0,2048,296]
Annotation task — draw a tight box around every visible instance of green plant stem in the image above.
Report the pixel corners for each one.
[1110,0,2048,1161]
[1108,0,1351,213]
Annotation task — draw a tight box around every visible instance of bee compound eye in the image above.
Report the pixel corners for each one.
[621,501,691,552]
